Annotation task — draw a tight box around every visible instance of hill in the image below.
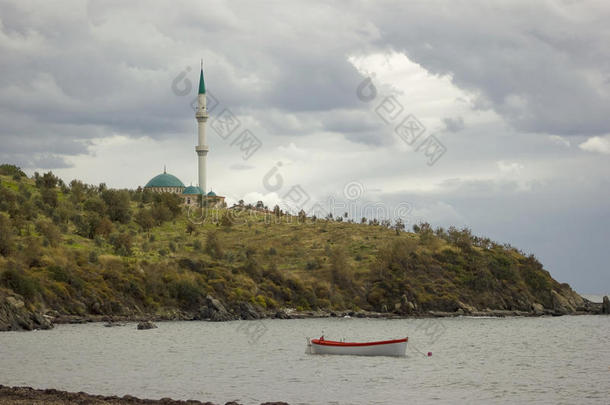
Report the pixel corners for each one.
[0,164,600,331]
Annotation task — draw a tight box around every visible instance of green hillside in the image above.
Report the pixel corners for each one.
[0,164,592,330]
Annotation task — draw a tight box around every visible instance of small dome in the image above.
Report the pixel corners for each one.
[145,173,185,188]
[183,186,203,195]
[207,190,217,197]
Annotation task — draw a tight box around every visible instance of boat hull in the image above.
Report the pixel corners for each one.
[307,338,407,357]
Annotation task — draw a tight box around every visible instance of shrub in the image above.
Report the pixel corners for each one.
[36,219,61,247]
[109,232,132,256]
[220,211,233,227]
[102,189,131,223]
[193,239,203,251]
[0,213,14,256]
[0,164,26,178]
[205,231,223,259]
[1,268,39,300]
[330,247,352,290]
[135,208,155,233]
[171,279,204,309]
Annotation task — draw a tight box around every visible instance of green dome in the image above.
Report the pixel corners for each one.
[183,186,203,195]
[207,190,217,197]
[145,173,185,188]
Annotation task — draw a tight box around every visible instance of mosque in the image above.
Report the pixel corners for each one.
[143,64,225,207]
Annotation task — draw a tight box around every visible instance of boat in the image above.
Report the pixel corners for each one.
[306,336,408,357]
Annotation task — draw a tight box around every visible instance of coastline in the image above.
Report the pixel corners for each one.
[2,289,607,332]
[0,385,288,405]
[51,304,604,327]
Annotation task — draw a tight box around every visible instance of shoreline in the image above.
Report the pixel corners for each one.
[51,306,603,327]
[2,291,607,332]
[0,385,288,405]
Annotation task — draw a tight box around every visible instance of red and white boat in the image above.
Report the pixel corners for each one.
[306,336,408,357]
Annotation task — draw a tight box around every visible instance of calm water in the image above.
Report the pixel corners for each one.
[1,316,609,404]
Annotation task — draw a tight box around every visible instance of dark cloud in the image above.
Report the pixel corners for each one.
[366,1,610,136]
[0,1,609,294]
[442,116,465,133]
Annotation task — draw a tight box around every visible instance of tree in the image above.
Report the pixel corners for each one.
[135,208,155,233]
[110,232,132,256]
[40,188,58,208]
[69,180,87,204]
[0,164,26,178]
[39,171,59,189]
[0,213,14,256]
[102,189,131,223]
[95,217,113,238]
[36,219,61,247]
[154,193,182,220]
[186,221,197,235]
[298,209,307,223]
[393,218,405,235]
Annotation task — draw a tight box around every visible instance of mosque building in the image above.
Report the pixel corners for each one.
[143,63,225,207]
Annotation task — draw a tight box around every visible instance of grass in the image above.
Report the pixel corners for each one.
[0,168,579,318]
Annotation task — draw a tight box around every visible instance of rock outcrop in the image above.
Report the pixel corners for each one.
[551,290,576,315]
[238,302,260,320]
[274,310,291,319]
[0,292,53,331]
[531,303,545,315]
[197,295,236,321]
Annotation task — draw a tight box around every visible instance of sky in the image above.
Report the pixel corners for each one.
[0,0,608,294]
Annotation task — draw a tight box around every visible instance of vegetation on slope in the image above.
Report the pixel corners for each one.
[0,164,587,326]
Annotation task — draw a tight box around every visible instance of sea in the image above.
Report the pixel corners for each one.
[1,315,609,404]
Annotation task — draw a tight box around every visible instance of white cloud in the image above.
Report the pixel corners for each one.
[548,135,571,148]
[579,135,610,155]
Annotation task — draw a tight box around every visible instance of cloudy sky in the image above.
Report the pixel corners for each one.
[1,0,609,294]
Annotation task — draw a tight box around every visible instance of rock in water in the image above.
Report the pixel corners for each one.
[137,321,157,330]
[603,296,610,314]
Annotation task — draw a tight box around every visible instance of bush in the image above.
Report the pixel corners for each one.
[135,208,155,233]
[171,279,204,309]
[109,232,132,256]
[0,164,26,178]
[36,219,61,247]
[205,231,223,259]
[1,268,39,300]
[330,247,352,290]
[193,239,203,251]
[102,189,131,223]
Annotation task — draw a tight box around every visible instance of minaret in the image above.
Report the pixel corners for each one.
[195,61,209,194]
